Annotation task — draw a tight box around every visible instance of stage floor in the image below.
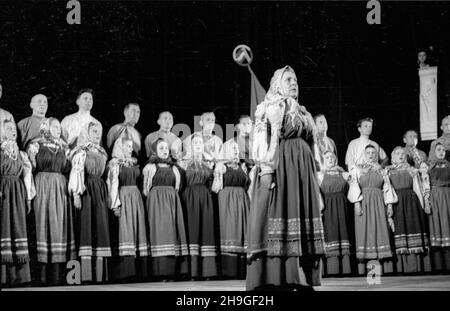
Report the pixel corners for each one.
[4,275,450,291]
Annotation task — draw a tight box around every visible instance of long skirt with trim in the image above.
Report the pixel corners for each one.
[181,184,219,278]
[1,175,31,286]
[392,188,431,274]
[355,187,394,275]
[218,186,249,279]
[429,186,450,272]
[77,175,111,283]
[147,185,189,278]
[322,192,357,276]
[266,136,324,287]
[109,185,149,281]
[246,170,321,291]
[33,172,76,284]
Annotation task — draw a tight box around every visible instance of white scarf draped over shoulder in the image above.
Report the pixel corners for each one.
[252,65,317,176]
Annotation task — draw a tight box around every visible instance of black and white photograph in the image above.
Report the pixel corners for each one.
[1,0,450,301]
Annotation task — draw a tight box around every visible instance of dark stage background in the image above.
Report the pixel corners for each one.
[1,1,449,164]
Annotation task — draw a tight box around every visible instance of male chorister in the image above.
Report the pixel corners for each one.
[106,103,142,156]
[144,111,182,159]
[183,111,223,163]
[61,89,102,148]
[17,94,49,149]
[403,129,427,168]
[345,117,388,171]
[428,115,450,162]
[0,82,15,128]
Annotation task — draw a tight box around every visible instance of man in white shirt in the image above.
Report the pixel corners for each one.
[61,89,102,148]
[345,117,388,171]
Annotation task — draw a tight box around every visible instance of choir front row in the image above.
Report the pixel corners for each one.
[1,119,251,286]
[1,118,450,288]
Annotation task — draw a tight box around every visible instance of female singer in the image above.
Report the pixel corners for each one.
[246,66,325,290]
[348,145,397,275]
[68,122,111,283]
[317,151,356,276]
[107,137,148,281]
[27,118,76,284]
[422,143,450,272]
[143,138,188,280]
[179,134,219,279]
[212,140,250,279]
[0,120,35,286]
[386,147,430,274]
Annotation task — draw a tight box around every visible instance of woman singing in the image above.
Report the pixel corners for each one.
[246,66,325,290]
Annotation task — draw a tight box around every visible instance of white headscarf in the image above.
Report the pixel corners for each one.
[257,65,315,135]
[111,137,137,166]
[0,120,19,160]
[221,139,240,162]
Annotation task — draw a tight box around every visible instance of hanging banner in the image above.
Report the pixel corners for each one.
[419,66,438,141]
[232,44,266,119]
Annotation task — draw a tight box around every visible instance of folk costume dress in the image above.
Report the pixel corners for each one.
[317,167,356,276]
[107,140,148,281]
[179,157,219,279]
[1,139,35,286]
[212,144,250,279]
[423,159,450,271]
[27,134,76,284]
[68,142,111,282]
[348,162,398,275]
[386,162,431,273]
[246,66,326,291]
[143,157,189,279]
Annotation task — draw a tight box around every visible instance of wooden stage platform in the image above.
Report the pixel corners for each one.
[4,275,450,291]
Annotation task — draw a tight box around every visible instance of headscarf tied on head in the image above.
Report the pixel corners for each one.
[322,151,345,173]
[387,146,411,171]
[0,120,36,208]
[29,117,68,151]
[0,120,19,160]
[27,118,68,168]
[257,65,316,136]
[142,138,181,197]
[147,138,176,166]
[180,132,209,170]
[221,140,240,164]
[69,122,107,160]
[317,151,348,186]
[427,142,450,170]
[212,140,246,193]
[106,138,137,212]
[111,137,138,166]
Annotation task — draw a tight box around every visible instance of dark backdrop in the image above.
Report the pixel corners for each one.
[1,0,449,165]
